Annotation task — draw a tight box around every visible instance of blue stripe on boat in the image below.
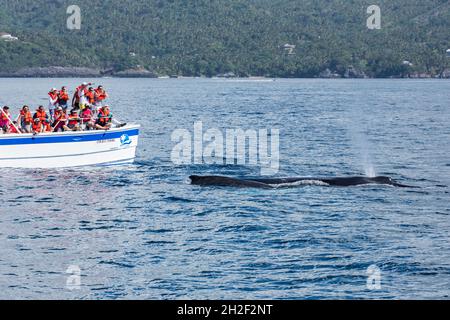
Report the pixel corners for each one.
[0,129,139,145]
[0,146,135,161]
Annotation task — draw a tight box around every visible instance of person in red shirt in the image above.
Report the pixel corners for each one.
[80,106,95,130]
[9,122,20,134]
[0,106,12,134]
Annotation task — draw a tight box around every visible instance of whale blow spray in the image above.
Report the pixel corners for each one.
[347,111,377,178]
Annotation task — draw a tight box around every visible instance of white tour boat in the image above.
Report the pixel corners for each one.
[0,124,140,168]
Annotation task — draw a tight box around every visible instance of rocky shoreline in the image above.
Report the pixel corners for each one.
[0,66,449,79]
[0,66,158,78]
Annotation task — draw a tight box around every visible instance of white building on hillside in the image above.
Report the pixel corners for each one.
[0,32,19,42]
[282,43,296,55]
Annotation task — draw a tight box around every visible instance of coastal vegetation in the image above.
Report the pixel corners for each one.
[0,0,449,77]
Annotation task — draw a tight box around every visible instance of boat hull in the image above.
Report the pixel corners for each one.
[0,125,140,168]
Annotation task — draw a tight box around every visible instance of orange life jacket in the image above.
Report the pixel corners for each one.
[68,114,80,126]
[49,92,58,102]
[0,111,10,121]
[54,111,67,122]
[97,110,112,125]
[9,124,19,133]
[35,110,48,122]
[20,110,33,124]
[44,122,52,132]
[95,89,107,101]
[32,121,43,132]
[85,91,95,104]
[58,91,69,102]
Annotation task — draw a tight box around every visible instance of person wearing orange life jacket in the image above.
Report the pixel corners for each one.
[33,106,52,132]
[72,82,92,110]
[33,105,51,133]
[85,87,96,106]
[95,106,113,130]
[9,121,20,134]
[32,118,44,134]
[17,105,33,133]
[43,121,52,132]
[53,107,64,118]
[0,106,12,134]
[58,86,70,111]
[34,105,49,123]
[52,107,68,132]
[48,88,59,120]
[94,85,108,107]
[32,118,51,133]
[66,110,81,131]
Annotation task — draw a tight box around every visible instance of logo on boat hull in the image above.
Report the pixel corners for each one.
[120,134,132,146]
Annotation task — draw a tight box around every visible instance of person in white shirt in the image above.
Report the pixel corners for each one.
[78,82,91,110]
[48,88,59,120]
[71,82,92,110]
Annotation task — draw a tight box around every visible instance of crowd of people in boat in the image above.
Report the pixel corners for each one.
[0,82,115,134]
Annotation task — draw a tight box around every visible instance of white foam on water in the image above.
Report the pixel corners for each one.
[270,179,330,188]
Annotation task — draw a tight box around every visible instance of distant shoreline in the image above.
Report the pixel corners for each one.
[0,66,448,79]
[0,76,448,80]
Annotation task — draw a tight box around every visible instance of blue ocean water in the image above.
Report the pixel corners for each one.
[0,78,449,299]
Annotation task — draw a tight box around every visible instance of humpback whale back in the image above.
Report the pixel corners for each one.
[190,175,413,188]
[189,175,274,189]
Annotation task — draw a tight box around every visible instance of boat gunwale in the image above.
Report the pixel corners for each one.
[0,123,141,140]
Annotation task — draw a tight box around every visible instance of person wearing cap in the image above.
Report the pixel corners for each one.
[95,106,113,130]
[48,88,59,120]
[0,106,11,134]
[94,85,108,107]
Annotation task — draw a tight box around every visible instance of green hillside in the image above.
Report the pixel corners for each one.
[0,0,449,77]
